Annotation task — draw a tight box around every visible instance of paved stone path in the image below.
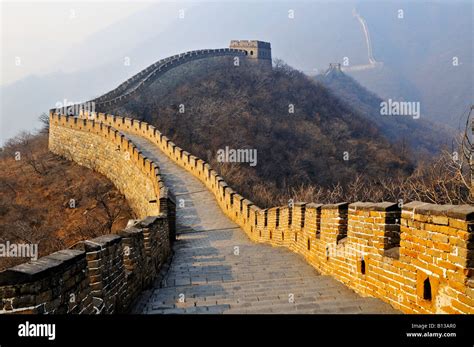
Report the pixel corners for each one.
[127,133,398,314]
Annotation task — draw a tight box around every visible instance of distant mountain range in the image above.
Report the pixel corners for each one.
[345,1,472,128]
[1,1,471,144]
[316,67,455,158]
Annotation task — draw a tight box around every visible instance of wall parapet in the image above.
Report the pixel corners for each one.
[0,111,178,314]
[55,48,249,111]
[0,250,92,314]
[0,216,170,314]
[49,112,175,219]
[82,110,474,314]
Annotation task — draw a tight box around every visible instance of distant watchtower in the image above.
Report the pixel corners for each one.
[229,40,272,66]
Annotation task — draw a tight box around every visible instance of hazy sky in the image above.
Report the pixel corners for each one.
[0,0,470,145]
[1,1,152,86]
[3,0,464,86]
[0,0,371,87]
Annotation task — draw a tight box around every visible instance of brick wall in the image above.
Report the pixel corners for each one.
[72,235,127,314]
[88,112,473,314]
[0,113,176,314]
[0,216,171,314]
[5,110,470,314]
[49,113,164,219]
[0,250,93,314]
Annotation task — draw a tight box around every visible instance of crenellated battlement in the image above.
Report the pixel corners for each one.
[229,40,271,49]
[2,38,472,314]
[0,112,177,314]
[76,110,473,314]
[229,40,272,63]
[48,112,175,218]
[0,216,170,314]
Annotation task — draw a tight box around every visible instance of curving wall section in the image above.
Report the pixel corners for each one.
[70,48,247,110]
[87,111,474,314]
[48,113,166,218]
[2,41,472,314]
[0,112,176,314]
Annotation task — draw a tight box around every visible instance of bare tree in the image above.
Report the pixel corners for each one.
[87,183,124,233]
[459,105,474,195]
[38,113,50,134]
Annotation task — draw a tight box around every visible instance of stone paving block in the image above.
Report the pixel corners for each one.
[162,308,187,314]
[205,304,231,314]
[127,134,399,315]
[174,278,191,286]
[191,277,207,285]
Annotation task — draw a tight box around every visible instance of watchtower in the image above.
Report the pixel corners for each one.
[229,40,272,66]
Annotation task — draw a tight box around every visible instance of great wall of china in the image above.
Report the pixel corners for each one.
[0,41,472,314]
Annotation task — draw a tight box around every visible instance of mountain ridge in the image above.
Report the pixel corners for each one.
[316,67,455,158]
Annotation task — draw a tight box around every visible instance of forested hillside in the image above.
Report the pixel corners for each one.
[111,58,416,206]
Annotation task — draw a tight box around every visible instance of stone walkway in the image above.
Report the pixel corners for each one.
[126,133,398,314]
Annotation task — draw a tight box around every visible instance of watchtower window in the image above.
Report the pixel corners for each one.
[423,278,432,301]
[360,259,366,275]
[250,50,254,56]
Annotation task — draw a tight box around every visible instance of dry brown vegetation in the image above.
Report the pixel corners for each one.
[211,147,472,207]
[113,58,472,208]
[0,131,134,270]
[275,149,473,206]
[114,58,421,206]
